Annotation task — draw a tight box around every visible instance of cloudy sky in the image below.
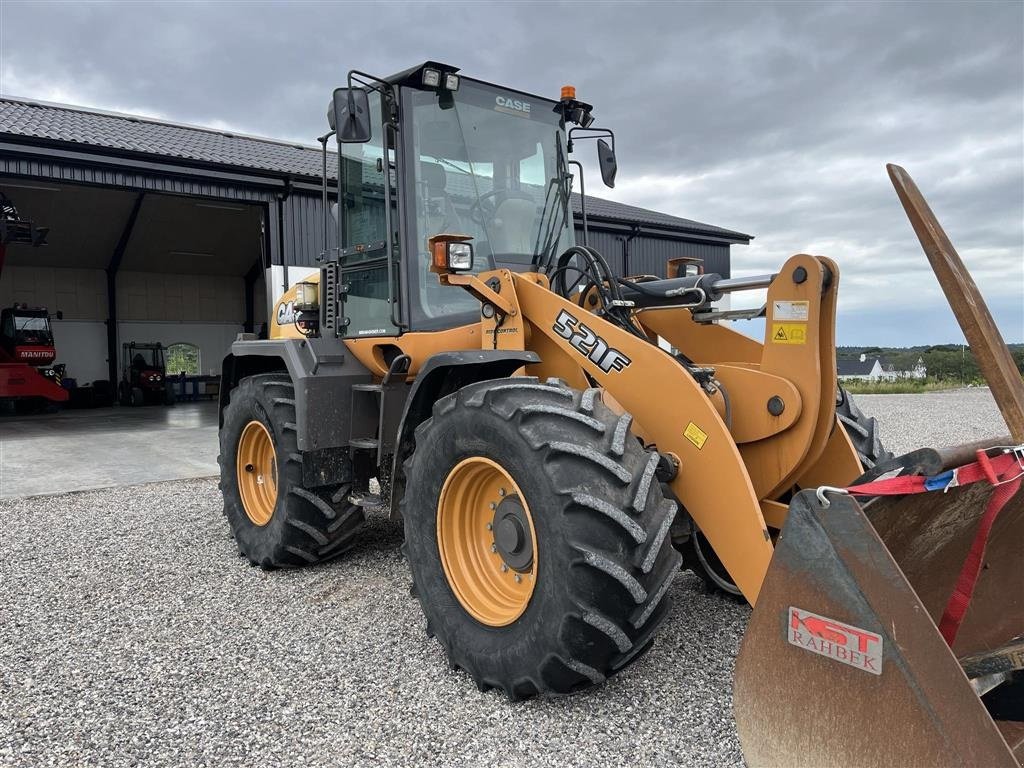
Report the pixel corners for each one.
[1,1,1021,345]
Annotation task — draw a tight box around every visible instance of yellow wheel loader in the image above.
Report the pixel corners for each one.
[218,62,1024,766]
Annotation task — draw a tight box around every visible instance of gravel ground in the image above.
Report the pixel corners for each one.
[852,386,1006,455]
[0,389,1007,767]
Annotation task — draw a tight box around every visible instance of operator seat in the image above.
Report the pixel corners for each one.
[420,162,463,235]
[489,195,539,255]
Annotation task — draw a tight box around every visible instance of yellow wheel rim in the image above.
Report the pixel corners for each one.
[437,456,538,627]
[237,419,278,526]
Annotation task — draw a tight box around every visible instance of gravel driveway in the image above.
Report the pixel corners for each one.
[0,389,1008,767]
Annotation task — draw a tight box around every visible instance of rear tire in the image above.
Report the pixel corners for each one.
[401,377,682,699]
[219,373,365,569]
[836,386,892,469]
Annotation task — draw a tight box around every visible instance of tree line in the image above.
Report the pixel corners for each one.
[838,344,1024,385]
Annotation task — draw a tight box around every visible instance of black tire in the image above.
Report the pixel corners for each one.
[836,386,892,469]
[401,377,682,700]
[218,373,365,569]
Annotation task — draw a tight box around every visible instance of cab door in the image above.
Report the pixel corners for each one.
[337,90,402,338]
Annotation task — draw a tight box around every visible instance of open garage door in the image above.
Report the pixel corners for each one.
[0,179,267,396]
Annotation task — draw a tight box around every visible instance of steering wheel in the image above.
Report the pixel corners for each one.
[469,189,535,225]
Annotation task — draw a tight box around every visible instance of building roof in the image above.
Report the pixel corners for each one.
[837,357,882,376]
[571,194,749,240]
[0,96,751,242]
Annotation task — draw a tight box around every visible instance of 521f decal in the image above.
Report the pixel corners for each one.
[552,309,632,373]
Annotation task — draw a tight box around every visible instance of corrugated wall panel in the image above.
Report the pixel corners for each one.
[576,228,625,275]
[0,156,276,203]
[626,236,731,278]
[575,226,732,278]
[282,192,338,267]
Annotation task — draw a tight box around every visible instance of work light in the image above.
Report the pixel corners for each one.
[444,74,460,91]
[422,68,441,88]
[294,281,320,312]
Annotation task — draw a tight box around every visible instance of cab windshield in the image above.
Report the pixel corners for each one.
[403,80,574,327]
[2,310,53,346]
[128,347,163,369]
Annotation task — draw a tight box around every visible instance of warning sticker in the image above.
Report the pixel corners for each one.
[772,323,807,345]
[772,300,809,321]
[788,607,883,675]
[683,422,708,450]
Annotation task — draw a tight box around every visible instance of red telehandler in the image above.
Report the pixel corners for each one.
[0,192,68,409]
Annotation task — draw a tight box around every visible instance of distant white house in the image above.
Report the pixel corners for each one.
[838,354,889,381]
[902,357,928,380]
[837,354,927,382]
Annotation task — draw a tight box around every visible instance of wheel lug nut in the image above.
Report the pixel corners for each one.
[501,564,509,572]
[514,574,522,583]
[498,488,506,497]
[489,502,497,510]
[491,544,497,553]
[486,522,493,530]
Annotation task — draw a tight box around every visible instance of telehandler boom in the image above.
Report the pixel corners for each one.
[218,62,1023,766]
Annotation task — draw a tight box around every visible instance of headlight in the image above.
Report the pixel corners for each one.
[447,242,474,272]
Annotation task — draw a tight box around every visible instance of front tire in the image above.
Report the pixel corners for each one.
[836,386,892,469]
[219,373,365,569]
[401,377,682,699]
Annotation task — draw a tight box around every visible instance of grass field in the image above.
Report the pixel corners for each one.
[840,379,969,395]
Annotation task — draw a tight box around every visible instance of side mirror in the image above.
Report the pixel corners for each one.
[53,310,63,320]
[331,88,372,143]
[597,138,617,188]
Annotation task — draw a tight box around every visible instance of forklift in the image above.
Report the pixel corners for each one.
[118,341,175,406]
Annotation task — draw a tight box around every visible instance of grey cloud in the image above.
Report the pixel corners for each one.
[1,0,1020,343]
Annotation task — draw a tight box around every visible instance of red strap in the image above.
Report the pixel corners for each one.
[937,474,1021,645]
[844,452,1020,497]
[837,449,1022,647]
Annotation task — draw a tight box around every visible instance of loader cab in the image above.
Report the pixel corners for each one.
[0,305,57,366]
[329,63,577,337]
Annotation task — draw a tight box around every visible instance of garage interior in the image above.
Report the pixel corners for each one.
[0,96,750,498]
[0,179,267,387]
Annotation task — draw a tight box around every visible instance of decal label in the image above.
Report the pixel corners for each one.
[552,309,631,373]
[495,95,532,116]
[277,300,296,326]
[772,300,809,321]
[684,422,708,450]
[771,323,807,345]
[788,607,883,675]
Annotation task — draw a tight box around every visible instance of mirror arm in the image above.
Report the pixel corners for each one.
[568,160,587,247]
[318,131,336,262]
[568,127,616,154]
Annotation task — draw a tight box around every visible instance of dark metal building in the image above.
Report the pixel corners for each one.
[0,96,751,385]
